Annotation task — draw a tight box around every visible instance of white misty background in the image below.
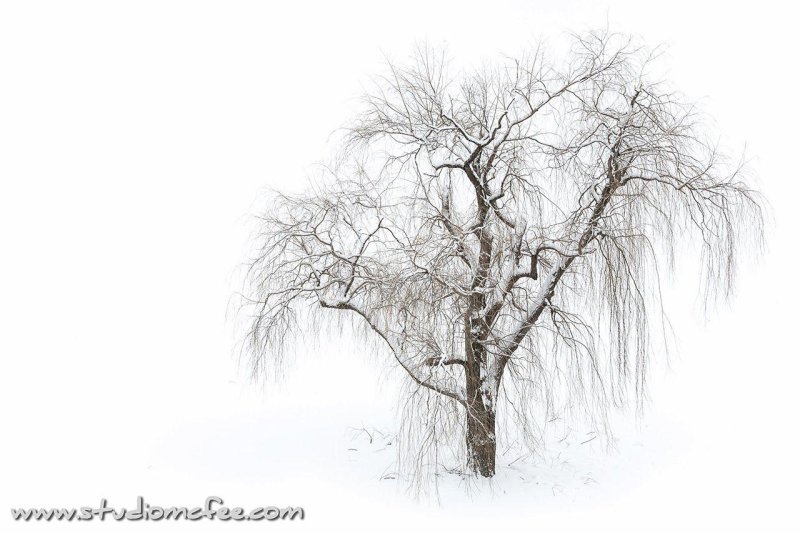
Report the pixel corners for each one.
[0,1,797,532]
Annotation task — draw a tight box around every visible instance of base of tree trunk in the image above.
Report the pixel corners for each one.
[468,438,496,477]
[466,403,497,477]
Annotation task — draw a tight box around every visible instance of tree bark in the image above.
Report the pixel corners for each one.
[465,330,496,477]
[466,397,496,477]
[465,296,497,477]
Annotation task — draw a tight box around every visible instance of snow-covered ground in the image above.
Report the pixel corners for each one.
[2,1,799,531]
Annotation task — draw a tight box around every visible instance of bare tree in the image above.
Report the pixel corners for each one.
[241,31,764,479]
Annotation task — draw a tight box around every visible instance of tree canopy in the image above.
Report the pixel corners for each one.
[241,31,765,479]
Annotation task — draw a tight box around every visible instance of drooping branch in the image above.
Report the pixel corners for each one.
[319,298,466,404]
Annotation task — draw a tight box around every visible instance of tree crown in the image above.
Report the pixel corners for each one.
[241,31,764,479]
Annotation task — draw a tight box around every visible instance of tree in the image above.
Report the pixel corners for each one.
[242,31,764,479]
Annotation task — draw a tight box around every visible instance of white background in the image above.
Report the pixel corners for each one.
[1,1,798,531]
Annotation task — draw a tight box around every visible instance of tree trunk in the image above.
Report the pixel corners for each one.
[465,300,496,477]
[466,399,496,477]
